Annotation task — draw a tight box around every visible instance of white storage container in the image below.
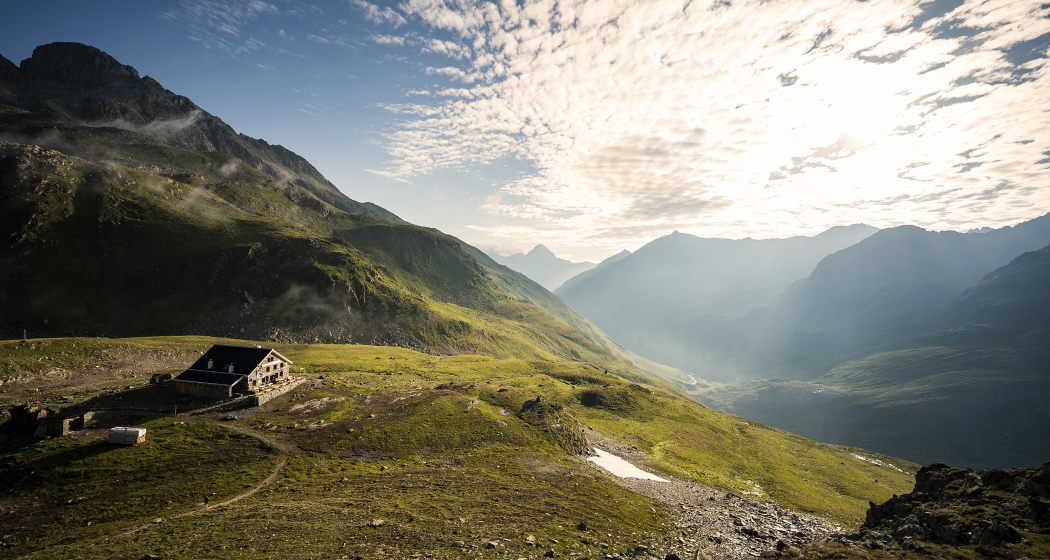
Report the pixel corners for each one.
[108,427,147,445]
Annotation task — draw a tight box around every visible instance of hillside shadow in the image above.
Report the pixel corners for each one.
[0,439,117,493]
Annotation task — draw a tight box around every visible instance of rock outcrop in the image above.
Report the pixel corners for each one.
[520,395,590,455]
[838,461,1050,553]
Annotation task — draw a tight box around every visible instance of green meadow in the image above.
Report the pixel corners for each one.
[0,336,916,559]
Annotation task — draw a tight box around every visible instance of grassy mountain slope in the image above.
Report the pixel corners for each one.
[0,43,660,385]
[555,226,879,375]
[905,242,1050,342]
[698,245,1050,469]
[0,335,918,559]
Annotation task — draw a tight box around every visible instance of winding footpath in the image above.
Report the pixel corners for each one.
[111,425,293,539]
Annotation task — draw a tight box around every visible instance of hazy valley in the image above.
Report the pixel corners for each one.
[552,214,1050,471]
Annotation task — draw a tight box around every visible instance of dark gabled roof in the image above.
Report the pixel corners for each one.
[173,369,245,386]
[187,344,281,375]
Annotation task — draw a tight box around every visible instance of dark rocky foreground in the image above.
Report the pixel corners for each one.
[608,456,1050,559]
[807,461,1050,558]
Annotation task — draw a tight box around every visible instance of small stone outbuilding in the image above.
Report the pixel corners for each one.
[6,404,95,437]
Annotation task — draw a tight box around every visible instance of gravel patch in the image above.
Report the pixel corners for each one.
[582,445,841,559]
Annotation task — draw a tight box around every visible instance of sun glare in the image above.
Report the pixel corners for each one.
[808,61,908,144]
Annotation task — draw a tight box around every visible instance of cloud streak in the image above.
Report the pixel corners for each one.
[90,110,204,140]
[165,0,280,54]
[371,0,1050,248]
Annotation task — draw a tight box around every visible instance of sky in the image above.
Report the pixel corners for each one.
[3,0,1050,262]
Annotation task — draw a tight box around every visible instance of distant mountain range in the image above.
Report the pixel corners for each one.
[0,42,673,388]
[555,213,1050,468]
[700,242,1050,469]
[487,245,597,291]
[556,249,631,293]
[555,225,879,373]
[693,215,1050,382]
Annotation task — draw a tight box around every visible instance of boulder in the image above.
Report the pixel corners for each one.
[892,523,923,539]
[1026,497,1050,525]
[927,515,963,546]
[975,520,1022,547]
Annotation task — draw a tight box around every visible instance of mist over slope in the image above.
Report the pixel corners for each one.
[556,225,879,373]
[487,244,596,291]
[0,42,669,386]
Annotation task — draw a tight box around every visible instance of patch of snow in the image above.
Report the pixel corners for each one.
[588,449,668,482]
[741,479,764,497]
[851,453,905,473]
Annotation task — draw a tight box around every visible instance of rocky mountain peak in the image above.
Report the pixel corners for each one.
[19,42,140,89]
[0,42,402,223]
[528,244,557,258]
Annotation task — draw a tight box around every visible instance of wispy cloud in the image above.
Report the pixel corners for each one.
[421,38,470,59]
[165,0,281,54]
[370,0,1050,248]
[424,65,476,82]
[350,0,407,27]
[373,34,406,45]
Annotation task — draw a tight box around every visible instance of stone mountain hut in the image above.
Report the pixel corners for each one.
[173,344,293,398]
